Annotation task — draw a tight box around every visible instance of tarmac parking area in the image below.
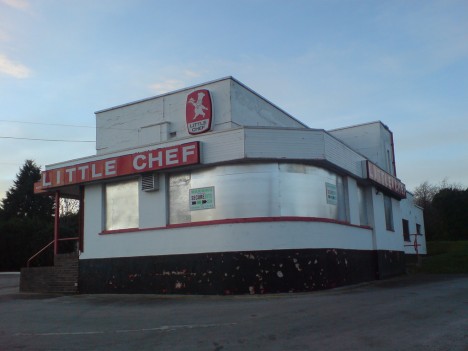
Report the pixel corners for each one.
[1,273,467,351]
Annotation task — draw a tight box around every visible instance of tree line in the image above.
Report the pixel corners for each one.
[413,181,468,241]
[0,160,78,271]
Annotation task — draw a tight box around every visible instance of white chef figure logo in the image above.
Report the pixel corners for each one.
[186,89,212,135]
[188,92,208,120]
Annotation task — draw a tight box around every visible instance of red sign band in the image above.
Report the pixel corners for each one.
[367,161,406,198]
[35,142,200,193]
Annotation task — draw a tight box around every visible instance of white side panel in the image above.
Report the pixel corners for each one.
[231,80,306,128]
[83,184,103,251]
[346,177,360,226]
[328,122,395,175]
[95,79,233,154]
[379,123,395,175]
[51,128,371,183]
[329,123,381,161]
[139,122,170,145]
[244,128,325,160]
[79,221,374,260]
[197,128,245,164]
[391,198,405,250]
[139,173,167,229]
[369,190,405,251]
[139,124,162,145]
[46,128,246,171]
[96,99,164,153]
[244,128,367,179]
[324,133,366,177]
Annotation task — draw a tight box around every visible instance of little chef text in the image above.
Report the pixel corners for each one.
[35,142,199,192]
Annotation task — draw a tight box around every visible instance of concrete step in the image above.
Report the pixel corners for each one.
[20,253,79,294]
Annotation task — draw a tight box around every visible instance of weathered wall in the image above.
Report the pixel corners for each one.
[79,248,380,294]
[400,192,427,255]
[80,219,373,260]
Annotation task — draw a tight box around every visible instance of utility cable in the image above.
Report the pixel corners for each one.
[0,119,136,131]
[0,136,95,143]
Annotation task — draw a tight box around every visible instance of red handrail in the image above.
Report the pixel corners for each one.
[27,237,79,267]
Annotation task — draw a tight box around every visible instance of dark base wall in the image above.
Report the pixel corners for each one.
[376,250,406,279]
[79,249,405,294]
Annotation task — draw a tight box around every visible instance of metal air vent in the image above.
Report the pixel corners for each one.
[141,173,159,192]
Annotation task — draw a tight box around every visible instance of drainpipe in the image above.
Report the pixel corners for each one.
[54,191,60,255]
[78,186,84,252]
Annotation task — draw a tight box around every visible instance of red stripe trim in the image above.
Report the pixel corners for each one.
[100,217,372,235]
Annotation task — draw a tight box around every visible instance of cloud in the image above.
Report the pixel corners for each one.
[1,0,29,10]
[0,29,9,42]
[184,70,201,78]
[0,53,31,78]
[148,79,185,95]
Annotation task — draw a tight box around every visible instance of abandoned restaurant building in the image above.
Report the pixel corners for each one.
[23,77,426,294]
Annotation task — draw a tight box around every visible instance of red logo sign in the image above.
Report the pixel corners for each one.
[34,142,200,193]
[366,161,406,198]
[186,89,213,135]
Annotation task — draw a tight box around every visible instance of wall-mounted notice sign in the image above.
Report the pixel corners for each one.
[325,182,337,205]
[189,186,215,211]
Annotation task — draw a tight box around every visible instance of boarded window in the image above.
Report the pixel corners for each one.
[416,223,422,235]
[402,219,410,241]
[384,195,394,231]
[105,179,139,230]
[358,185,369,226]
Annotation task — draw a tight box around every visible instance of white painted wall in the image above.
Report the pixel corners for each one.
[401,193,427,255]
[94,77,307,155]
[83,183,104,236]
[329,122,395,176]
[346,177,360,226]
[47,127,369,181]
[230,80,306,128]
[95,78,234,154]
[139,173,167,229]
[243,128,366,178]
[80,220,373,260]
[368,189,405,251]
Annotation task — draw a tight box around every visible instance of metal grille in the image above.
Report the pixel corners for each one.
[141,173,159,192]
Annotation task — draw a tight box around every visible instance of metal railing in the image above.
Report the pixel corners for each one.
[27,237,79,267]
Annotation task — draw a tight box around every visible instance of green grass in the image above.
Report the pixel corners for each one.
[418,241,468,274]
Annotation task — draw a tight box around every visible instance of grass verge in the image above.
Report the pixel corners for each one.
[417,241,468,274]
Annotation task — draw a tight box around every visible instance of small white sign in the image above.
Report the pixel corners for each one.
[189,187,215,210]
[325,182,337,205]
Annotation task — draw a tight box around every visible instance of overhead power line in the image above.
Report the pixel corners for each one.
[0,136,95,143]
[0,119,136,131]
[0,119,94,128]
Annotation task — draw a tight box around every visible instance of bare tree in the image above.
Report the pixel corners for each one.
[59,198,79,217]
[413,181,438,209]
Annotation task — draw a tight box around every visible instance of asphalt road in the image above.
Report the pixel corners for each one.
[1,272,467,350]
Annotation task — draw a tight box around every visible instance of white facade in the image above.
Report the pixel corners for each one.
[36,77,426,294]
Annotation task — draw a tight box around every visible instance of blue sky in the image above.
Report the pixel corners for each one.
[1,0,467,199]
